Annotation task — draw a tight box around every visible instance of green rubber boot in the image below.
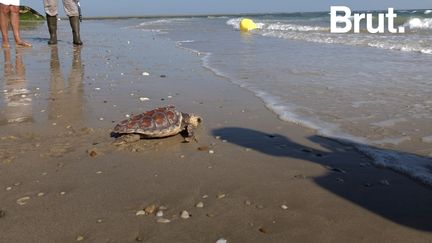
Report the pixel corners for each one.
[46,14,57,45]
[69,16,83,45]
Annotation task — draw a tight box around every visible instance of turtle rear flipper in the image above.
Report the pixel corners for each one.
[112,134,141,146]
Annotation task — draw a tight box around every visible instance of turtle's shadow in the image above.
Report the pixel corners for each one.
[212,127,432,232]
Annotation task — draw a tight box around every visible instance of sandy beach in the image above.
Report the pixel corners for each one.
[1,19,432,242]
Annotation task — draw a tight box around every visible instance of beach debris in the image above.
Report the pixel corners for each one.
[60,191,66,195]
[202,195,209,199]
[281,204,288,210]
[216,238,227,243]
[258,227,268,234]
[157,218,171,223]
[217,193,226,199]
[16,196,30,206]
[244,200,252,206]
[76,235,84,241]
[113,106,202,143]
[195,202,204,208]
[142,72,150,76]
[87,148,99,157]
[180,210,191,219]
[6,186,12,191]
[136,210,146,216]
[139,97,150,102]
[37,192,45,197]
[198,146,209,151]
[144,204,157,215]
[209,150,215,154]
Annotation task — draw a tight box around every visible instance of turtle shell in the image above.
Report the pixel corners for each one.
[114,106,184,138]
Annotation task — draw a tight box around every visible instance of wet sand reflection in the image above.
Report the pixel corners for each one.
[0,48,32,125]
[48,46,85,125]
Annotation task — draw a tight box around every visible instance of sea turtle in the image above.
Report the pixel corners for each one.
[112,106,202,144]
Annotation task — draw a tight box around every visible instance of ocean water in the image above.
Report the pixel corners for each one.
[133,10,432,185]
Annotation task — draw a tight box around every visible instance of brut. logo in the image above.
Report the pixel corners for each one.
[330,6,406,34]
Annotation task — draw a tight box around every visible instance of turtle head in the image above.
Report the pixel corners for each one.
[183,113,202,127]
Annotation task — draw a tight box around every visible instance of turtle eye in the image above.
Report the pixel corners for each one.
[197,117,202,123]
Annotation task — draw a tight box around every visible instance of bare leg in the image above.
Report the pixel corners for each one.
[10,5,31,47]
[0,4,10,48]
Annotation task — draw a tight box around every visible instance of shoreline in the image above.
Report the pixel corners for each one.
[1,19,431,242]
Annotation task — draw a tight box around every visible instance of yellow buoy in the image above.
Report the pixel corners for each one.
[240,18,257,31]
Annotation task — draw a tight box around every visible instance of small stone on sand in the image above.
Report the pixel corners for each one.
[37,192,45,197]
[281,205,288,210]
[76,235,84,241]
[217,193,226,199]
[216,238,227,243]
[245,200,251,206]
[136,210,146,216]
[6,187,12,191]
[16,196,30,206]
[157,218,171,223]
[156,211,164,217]
[195,202,204,208]
[142,72,150,76]
[180,210,190,219]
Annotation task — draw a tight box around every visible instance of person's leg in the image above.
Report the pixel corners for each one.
[63,0,82,45]
[0,3,10,48]
[44,0,58,44]
[10,5,31,47]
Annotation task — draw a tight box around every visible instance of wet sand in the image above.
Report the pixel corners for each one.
[1,20,432,242]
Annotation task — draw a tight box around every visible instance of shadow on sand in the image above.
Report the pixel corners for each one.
[212,127,432,232]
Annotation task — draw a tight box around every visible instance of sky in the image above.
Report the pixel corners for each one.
[23,0,431,17]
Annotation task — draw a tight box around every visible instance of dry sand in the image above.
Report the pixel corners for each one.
[1,20,432,242]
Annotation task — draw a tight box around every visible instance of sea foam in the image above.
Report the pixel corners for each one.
[405,18,432,29]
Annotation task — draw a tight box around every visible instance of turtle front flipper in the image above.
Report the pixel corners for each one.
[182,125,198,143]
